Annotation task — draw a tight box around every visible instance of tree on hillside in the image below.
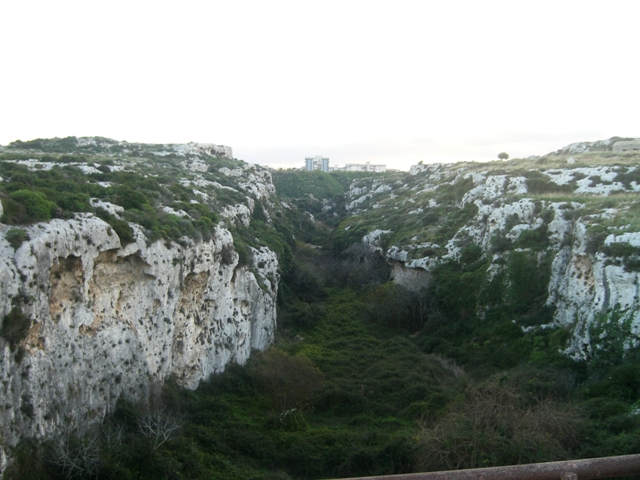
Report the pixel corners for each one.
[498,152,509,161]
[255,350,324,412]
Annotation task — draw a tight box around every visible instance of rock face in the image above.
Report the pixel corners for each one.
[0,136,288,476]
[548,227,640,357]
[337,147,640,361]
[0,215,278,467]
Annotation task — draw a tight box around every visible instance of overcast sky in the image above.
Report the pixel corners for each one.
[1,1,639,170]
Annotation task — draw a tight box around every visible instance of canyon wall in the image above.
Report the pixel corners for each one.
[0,215,278,471]
[352,160,640,359]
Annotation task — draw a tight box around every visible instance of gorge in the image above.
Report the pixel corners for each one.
[2,136,640,479]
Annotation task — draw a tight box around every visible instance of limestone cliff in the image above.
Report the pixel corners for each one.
[338,145,640,360]
[0,137,283,474]
[0,215,278,471]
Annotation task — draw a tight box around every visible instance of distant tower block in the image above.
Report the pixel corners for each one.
[305,156,330,172]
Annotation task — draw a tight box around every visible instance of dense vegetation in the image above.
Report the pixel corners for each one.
[272,170,375,234]
[0,138,298,263]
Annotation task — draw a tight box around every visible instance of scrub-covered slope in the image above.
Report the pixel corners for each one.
[333,139,640,358]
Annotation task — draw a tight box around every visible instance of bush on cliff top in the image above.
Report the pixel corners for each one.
[2,190,57,224]
[4,227,29,249]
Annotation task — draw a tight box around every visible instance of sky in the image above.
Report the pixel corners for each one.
[1,1,639,171]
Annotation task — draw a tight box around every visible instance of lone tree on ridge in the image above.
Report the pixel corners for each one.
[498,152,509,160]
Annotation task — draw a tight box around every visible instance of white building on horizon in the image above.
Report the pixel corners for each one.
[340,161,386,173]
[305,156,330,172]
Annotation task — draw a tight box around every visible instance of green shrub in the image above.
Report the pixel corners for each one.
[114,185,148,210]
[1,307,31,353]
[586,225,609,254]
[514,224,550,250]
[214,187,247,207]
[434,202,479,245]
[56,154,86,164]
[5,190,56,223]
[490,232,512,253]
[585,363,640,402]
[9,136,78,152]
[506,250,551,314]
[280,299,327,329]
[602,242,640,272]
[50,191,90,214]
[5,228,29,249]
[233,236,250,266]
[436,176,474,203]
[254,349,324,412]
[219,244,236,266]
[588,309,637,370]
[415,382,581,471]
[365,283,432,332]
[604,242,640,258]
[331,222,369,253]
[110,218,135,245]
[2,439,51,480]
[525,171,574,194]
[252,199,267,223]
[94,209,135,245]
[504,213,520,232]
[459,244,483,264]
[615,168,640,189]
[272,170,344,200]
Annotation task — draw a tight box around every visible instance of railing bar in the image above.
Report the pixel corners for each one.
[332,453,640,480]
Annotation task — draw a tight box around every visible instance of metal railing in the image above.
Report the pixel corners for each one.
[334,454,640,480]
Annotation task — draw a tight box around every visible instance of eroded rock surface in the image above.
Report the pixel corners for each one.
[0,215,278,463]
[340,151,640,361]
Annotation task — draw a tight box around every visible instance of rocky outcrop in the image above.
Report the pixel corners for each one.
[548,227,640,357]
[343,155,640,361]
[0,215,278,468]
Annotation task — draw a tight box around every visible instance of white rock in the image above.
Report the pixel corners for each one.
[219,167,244,177]
[346,195,370,211]
[362,229,392,248]
[182,159,208,173]
[387,246,409,262]
[506,176,528,194]
[77,165,102,175]
[193,189,210,201]
[547,203,573,245]
[374,184,392,194]
[220,204,252,227]
[162,206,191,218]
[90,199,124,218]
[483,175,508,200]
[606,232,640,247]
[349,186,367,197]
[0,215,277,464]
